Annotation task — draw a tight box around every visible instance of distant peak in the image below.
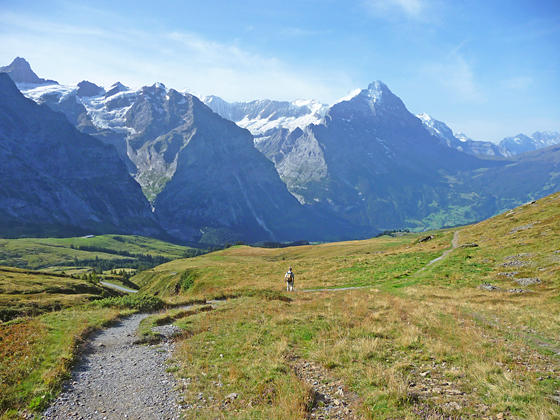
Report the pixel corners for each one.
[110,81,128,89]
[363,80,393,103]
[77,80,104,97]
[334,80,394,106]
[10,57,31,68]
[0,56,58,85]
[367,80,389,93]
[104,82,130,98]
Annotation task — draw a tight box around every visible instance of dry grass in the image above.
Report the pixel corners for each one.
[0,307,125,418]
[142,192,560,418]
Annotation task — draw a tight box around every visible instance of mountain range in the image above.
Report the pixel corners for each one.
[0,73,161,238]
[203,94,560,159]
[1,57,559,243]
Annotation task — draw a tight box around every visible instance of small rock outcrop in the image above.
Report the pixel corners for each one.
[515,278,541,287]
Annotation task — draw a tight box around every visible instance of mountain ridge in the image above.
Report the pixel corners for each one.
[0,73,162,238]
[0,57,58,86]
[4,57,560,241]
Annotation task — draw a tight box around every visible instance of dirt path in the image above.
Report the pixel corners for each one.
[300,230,461,293]
[100,281,138,294]
[43,313,183,419]
[419,230,460,271]
[300,286,373,293]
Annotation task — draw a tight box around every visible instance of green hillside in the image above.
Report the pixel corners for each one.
[0,234,199,271]
[0,266,119,321]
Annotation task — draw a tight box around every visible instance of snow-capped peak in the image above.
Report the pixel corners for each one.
[455,133,470,143]
[334,88,362,104]
[105,82,130,97]
[365,80,389,103]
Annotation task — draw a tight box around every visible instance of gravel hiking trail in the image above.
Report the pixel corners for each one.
[44,313,184,420]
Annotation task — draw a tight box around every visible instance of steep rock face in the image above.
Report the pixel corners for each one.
[18,67,345,243]
[286,82,495,229]
[152,97,351,243]
[14,56,558,238]
[0,57,58,86]
[0,73,161,238]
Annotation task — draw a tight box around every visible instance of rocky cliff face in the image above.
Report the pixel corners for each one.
[0,73,161,238]
[10,58,559,240]
[153,98,349,243]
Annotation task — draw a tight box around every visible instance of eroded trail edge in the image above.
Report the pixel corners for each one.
[44,313,184,420]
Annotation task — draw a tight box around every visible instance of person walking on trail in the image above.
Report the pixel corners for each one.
[285,266,295,292]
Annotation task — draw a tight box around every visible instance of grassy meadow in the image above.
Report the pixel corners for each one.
[137,193,560,418]
[0,193,559,418]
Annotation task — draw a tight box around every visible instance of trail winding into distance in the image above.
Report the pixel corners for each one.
[302,230,461,292]
[422,230,461,268]
[43,231,462,418]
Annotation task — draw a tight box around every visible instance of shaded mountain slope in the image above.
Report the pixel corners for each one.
[152,95,358,243]
[0,73,161,238]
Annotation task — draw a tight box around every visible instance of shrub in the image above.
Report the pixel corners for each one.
[179,270,196,292]
[90,294,164,312]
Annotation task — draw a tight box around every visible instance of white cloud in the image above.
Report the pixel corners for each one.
[0,12,352,103]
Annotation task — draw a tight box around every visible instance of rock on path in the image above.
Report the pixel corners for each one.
[44,313,183,420]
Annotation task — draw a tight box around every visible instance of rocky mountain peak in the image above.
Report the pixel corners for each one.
[141,82,167,96]
[328,80,410,123]
[105,82,129,97]
[0,57,58,85]
[77,80,104,97]
[365,80,390,102]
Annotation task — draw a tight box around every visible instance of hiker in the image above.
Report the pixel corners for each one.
[284,266,295,291]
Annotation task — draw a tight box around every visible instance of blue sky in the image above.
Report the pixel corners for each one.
[0,0,558,141]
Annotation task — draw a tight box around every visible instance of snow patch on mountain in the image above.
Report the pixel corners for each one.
[202,96,328,137]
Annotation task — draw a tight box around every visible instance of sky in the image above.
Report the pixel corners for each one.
[0,0,559,141]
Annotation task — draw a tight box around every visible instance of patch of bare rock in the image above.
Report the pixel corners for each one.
[287,355,359,419]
